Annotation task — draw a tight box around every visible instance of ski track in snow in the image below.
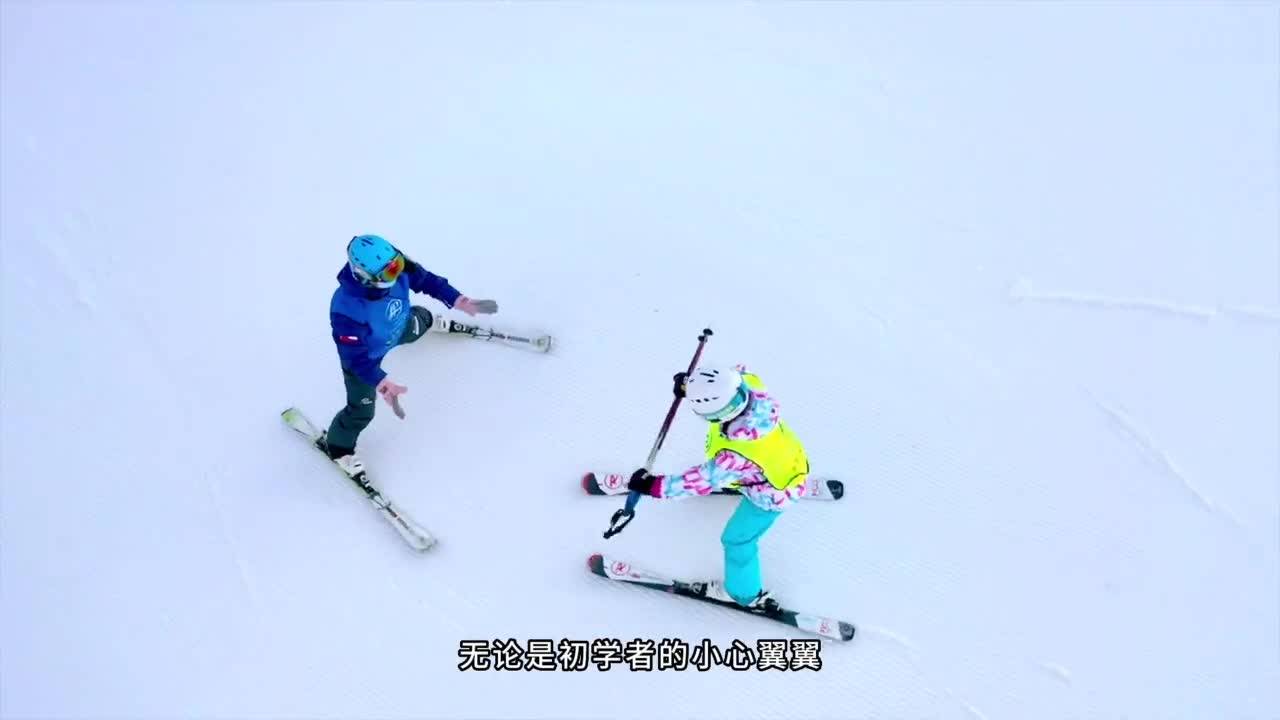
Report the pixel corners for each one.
[45,217,98,310]
[866,629,1076,713]
[1037,661,1074,685]
[1091,393,1245,530]
[859,304,891,331]
[198,462,271,652]
[1221,304,1280,323]
[1009,278,1280,326]
[863,625,922,659]
[944,687,991,720]
[862,627,994,720]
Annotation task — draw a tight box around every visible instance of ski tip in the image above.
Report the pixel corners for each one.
[839,622,856,641]
[827,480,844,500]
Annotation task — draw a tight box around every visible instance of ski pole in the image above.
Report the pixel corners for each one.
[603,327,713,539]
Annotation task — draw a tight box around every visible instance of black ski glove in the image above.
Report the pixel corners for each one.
[628,468,658,495]
[672,372,688,399]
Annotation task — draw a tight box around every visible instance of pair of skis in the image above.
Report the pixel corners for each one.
[583,472,855,642]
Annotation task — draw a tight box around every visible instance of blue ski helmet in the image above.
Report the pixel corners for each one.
[347,234,406,289]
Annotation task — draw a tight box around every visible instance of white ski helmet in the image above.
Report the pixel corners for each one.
[685,364,750,422]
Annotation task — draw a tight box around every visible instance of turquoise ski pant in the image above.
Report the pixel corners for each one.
[721,496,782,605]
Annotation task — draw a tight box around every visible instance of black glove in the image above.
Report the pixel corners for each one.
[672,372,688,399]
[628,468,657,494]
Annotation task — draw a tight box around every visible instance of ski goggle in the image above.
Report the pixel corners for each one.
[375,253,406,284]
[356,253,407,286]
[700,384,751,422]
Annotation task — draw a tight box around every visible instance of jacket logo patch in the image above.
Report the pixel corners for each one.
[386,298,404,321]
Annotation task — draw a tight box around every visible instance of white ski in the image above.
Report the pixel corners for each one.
[441,318,554,353]
[589,553,855,642]
[281,407,436,552]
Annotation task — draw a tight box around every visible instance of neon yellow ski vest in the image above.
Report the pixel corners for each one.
[704,373,809,492]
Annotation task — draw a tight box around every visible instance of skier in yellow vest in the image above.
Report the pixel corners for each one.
[623,363,809,610]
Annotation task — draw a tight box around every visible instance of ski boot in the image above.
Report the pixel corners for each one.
[696,581,782,616]
[316,432,370,484]
[427,310,453,335]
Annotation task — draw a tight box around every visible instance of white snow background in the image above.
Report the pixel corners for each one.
[2,2,1277,718]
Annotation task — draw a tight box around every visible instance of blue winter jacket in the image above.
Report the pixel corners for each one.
[330,259,462,387]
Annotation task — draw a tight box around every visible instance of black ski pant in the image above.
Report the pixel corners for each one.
[325,306,434,455]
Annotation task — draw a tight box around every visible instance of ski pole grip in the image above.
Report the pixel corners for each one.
[603,490,643,539]
[603,507,635,539]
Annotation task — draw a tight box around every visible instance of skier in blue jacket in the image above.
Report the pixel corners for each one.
[321,234,497,476]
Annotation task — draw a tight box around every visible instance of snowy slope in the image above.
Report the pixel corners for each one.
[2,2,1278,718]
